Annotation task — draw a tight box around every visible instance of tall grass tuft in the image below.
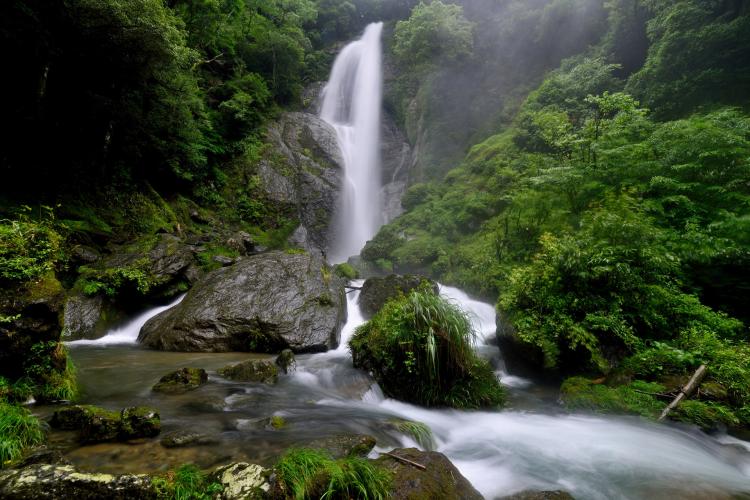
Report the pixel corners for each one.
[350,287,505,408]
[152,463,223,500]
[276,448,391,500]
[0,402,45,467]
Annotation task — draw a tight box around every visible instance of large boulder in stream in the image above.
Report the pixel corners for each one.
[375,448,483,500]
[138,251,346,353]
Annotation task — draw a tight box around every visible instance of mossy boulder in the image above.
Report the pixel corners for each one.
[358,274,438,318]
[0,464,156,499]
[51,404,161,443]
[139,251,346,353]
[219,360,278,384]
[152,368,208,394]
[160,430,216,448]
[119,407,161,439]
[375,448,482,500]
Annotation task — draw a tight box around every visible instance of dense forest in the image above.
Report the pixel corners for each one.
[1,0,750,498]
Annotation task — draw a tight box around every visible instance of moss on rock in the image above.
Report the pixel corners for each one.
[218,360,278,384]
[152,368,208,394]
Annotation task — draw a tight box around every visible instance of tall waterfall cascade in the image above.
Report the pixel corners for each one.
[320,22,384,263]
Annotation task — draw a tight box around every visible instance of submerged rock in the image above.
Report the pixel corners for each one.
[212,462,270,500]
[358,274,438,318]
[0,464,156,499]
[152,368,208,394]
[160,430,216,449]
[119,407,161,439]
[138,251,346,353]
[219,359,279,384]
[375,448,482,500]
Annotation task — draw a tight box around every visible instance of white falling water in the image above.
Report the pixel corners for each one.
[66,294,184,346]
[320,22,384,263]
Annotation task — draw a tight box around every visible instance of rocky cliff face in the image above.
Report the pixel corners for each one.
[138,250,346,353]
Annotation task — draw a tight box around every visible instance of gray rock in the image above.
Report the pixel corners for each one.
[61,293,112,341]
[359,274,438,318]
[70,245,101,265]
[375,448,482,500]
[138,251,347,353]
[225,231,256,256]
[160,430,216,448]
[212,255,235,266]
[380,111,412,223]
[261,112,344,254]
[0,464,156,499]
[212,463,270,500]
[152,368,208,394]
[219,359,278,384]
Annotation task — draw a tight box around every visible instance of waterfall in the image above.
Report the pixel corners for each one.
[320,22,384,263]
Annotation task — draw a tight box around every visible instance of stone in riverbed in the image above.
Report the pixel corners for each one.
[307,434,377,458]
[160,430,216,448]
[275,349,296,374]
[219,360,278,384]
[152,368,208,394]
[211,462,270,500]
[138,251,346,353]
[0,464,156,499]
[375,447,482,500]
[119,407,161,439]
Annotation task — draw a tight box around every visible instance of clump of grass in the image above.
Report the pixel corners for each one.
[39,356,78,402]
[350,288,505,408]
[391,419,435,450]
[153,464,223,500]
[0,402,45,467]
[275,448,391,500]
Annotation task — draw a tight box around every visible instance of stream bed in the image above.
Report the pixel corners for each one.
[53,282,750,500]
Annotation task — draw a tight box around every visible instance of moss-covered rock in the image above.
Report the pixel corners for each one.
[375,448,482,500]
[152,368,208,394]
[119,407,161,439]
[51,404,161,443]
[0,464,157,499]
[358,274,438,318]
[160,430,216,449]
[559,377,664,418]
[219,359,278,384]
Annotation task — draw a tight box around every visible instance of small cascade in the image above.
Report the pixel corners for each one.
[67,294,184,346]
[320,22,384,263]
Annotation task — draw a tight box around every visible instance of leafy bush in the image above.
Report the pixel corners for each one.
[0,213,63,284]
[275,448,391,500]
[0,402,45,467]
[351,288,505,408]
[560,377,664,418]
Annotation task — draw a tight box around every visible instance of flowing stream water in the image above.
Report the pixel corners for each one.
[60,23,750,500]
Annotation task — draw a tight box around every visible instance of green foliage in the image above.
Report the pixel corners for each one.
[672,400,740,430]
[560,377,664,418]
[0,209,63,284]
[351,288,505,408]
[153,464,223,500]
[391,420,435,450]
[196,246,240,272]
[79,259,162,298]
[0,402,45,468]
[393,1,474,72]
[275,448,391,500]
[333,263,358,280]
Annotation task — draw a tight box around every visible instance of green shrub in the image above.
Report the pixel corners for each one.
[560,377,664,418]
[275,448,391,500]
[0,213,63,284]
[0,402,45,467]
[153,464,223,500]
[334,263,358,280]
[350,288,505,408]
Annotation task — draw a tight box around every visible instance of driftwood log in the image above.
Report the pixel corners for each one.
[658,364,707,421]
[384,451,427,470]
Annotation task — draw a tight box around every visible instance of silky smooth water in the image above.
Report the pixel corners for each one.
[63,286,750,498]
[320,23,384,263]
